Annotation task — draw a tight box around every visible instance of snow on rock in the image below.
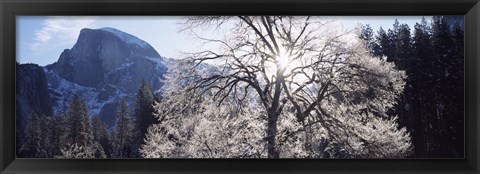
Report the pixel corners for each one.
[144,56,166,70]
[44,27,167,127]
[99,27,150,48]
[45,68,101,115]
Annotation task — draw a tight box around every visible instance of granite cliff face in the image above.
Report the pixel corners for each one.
[48,28,164,88]
[43,27,167,127]
[16,63,53,144]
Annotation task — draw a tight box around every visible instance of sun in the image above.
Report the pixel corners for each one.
[264,48,296,78]
[264,47,307,83]
[276,52,290,71]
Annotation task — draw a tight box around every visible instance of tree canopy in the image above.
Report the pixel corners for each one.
[141,16,412,158]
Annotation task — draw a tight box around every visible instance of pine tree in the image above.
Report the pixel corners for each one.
[66,94,92,147]
[386,20,400,62]
[359,24,382,57]
[132,79,158,156]
[430,16,455,157]
[435,18,464,158]
[48,114,67,157]
[91,115,113,158]
[394,23,414,143]
[113,99,134,158]
[361,16,464,158]
[409,18,434,157]
[19,112,46,157]
[394,23,412,70]
[38,115,50,157]
[58,95,107,158]
[376,27,395,60]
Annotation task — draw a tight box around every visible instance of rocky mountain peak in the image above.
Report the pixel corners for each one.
[44,27,167,127]
[48,27,164,88]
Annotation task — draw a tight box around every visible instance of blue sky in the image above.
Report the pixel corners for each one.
[17,16,431,66]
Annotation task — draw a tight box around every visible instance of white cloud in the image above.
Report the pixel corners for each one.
[30,16,97,50]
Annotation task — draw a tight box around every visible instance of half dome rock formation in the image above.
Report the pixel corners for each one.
[44,27,167,127]
[48,27,165,88]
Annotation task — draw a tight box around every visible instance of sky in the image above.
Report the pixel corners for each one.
[16,16,431,66]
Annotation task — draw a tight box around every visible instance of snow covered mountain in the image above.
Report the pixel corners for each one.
[44,27,167,127]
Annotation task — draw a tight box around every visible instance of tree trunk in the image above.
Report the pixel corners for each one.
[266,111,280,158]
[304,123,313,157]
[265,68,285,158]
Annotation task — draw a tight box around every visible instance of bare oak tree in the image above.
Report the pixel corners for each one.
[142,16,411,158]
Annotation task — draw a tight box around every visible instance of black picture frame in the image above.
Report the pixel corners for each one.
[1,0,479,173]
